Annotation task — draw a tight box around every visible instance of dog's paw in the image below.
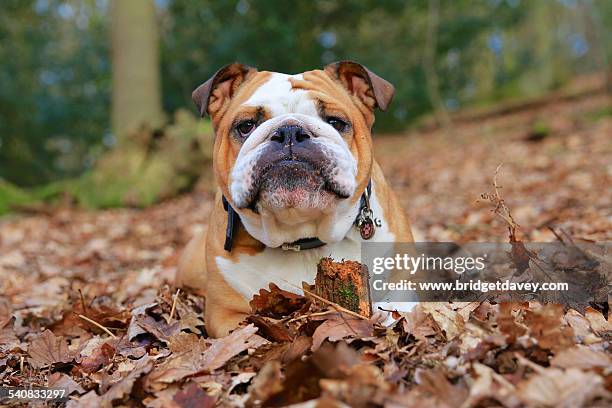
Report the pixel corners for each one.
[371,301,418,326]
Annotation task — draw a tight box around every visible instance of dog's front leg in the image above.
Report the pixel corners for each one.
[204,298,249,338]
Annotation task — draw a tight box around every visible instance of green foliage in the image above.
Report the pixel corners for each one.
[528,119,551,142]
[0,110,212,213]
[72,110,213,209]
[0,179,33,214]
[0,0,110,187]
[586,106,612,122]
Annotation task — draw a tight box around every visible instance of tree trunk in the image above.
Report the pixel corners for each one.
[111,0,164,141]
[578,0,612,94]
[313,258,372,317]
[423,0,450,128]
[82,1,204,209]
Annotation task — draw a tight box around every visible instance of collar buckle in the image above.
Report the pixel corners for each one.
[281,243,302,251]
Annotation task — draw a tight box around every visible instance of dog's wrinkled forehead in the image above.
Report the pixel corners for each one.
[243,73,318,117]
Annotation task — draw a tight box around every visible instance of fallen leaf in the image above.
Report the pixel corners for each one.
[0,322,21,351]
[99,354,153,406]
[247,315,293,342]
[248,360,283,404]
[420,303,466,340]
[517,367,610,408]
[311,314,374,351]
[173,382,216,408]
[0,298,12,328]
[524,303,573,350]
[79,342,115,373]
[135,314,180,344]
[168,331,207,354]
[550,346,612,370]
[414,368,468,408]
[47,372,86,395]
[28,329,72,368]
[250,283,309,318]
[66,390,102,408]
[585,307,612,335]
[148,324,268,383]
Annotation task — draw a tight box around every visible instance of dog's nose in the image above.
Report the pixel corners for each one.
[270,125,310,146]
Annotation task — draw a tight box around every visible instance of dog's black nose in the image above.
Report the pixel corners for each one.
[271,125,310,145]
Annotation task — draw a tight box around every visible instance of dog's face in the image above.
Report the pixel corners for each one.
[193,62,394,247]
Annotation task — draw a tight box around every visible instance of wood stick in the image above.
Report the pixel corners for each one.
[168,288,180,323]
[78,314,117,339]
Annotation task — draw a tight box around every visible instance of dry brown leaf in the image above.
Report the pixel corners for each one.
[247,315,293,342]
[148,324,268,383]
[524,303,573,350]
[550,345,612,370]
[28,329,72,368]
[66,390,102,408]
[198,324,268,371]
[168,331,207,354]
[462,363,519,408]
[0,323,21,351]
[585,307,612,335]
[400,307,441,339]
[517,367,611,408]
[248,360,283,403]
[99,354,154,406]
[79,341,116,373]
[564,309,602,344]
[173,382,216,408]
[311,314,374,351]
[250,283,309,318]
[0,298,12,328]
[410,368,468,408]
[497,302,527,343]
[47,372,86,395]
[135,314,180,344]
[419,303,465,339]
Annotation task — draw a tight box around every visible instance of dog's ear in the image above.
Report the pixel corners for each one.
[324,61,394,111]
[192,63,257,117]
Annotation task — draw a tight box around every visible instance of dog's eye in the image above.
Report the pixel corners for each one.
[326,117,347,132]
[236,120,256,137]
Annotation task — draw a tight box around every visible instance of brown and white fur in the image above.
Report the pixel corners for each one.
[176,62,414,337]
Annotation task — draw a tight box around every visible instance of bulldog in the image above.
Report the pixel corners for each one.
[176,61,414,337]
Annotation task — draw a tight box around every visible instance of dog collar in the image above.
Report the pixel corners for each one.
[221,181,376,252]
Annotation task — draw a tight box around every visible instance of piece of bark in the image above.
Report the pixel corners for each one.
[312,258,372,318]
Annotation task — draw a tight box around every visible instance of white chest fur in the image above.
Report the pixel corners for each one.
[214,184,399,301]
[215,230,362,300]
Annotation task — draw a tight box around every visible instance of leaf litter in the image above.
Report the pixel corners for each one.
[0,95,610,406]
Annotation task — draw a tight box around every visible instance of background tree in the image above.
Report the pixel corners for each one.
[111,0,164,139]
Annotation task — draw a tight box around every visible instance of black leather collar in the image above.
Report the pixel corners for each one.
[221,181,372,252]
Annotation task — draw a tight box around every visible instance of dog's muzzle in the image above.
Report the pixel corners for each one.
[230,114,358,211]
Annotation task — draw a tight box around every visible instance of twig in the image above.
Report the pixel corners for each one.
[301,287,368,320]
[168,288,181,323]
[78,314,117,339]
[286,310,336,323]
[548,226,566,245]
[479,163,520,240]
[514,353,546,374]
[78,289,88,315]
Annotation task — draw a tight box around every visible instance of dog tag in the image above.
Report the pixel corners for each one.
[359,217,375,240]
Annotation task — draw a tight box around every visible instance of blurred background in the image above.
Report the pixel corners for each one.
[0,0,610,214]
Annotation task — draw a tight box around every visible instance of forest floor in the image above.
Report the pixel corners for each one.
[0,91,611,407]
